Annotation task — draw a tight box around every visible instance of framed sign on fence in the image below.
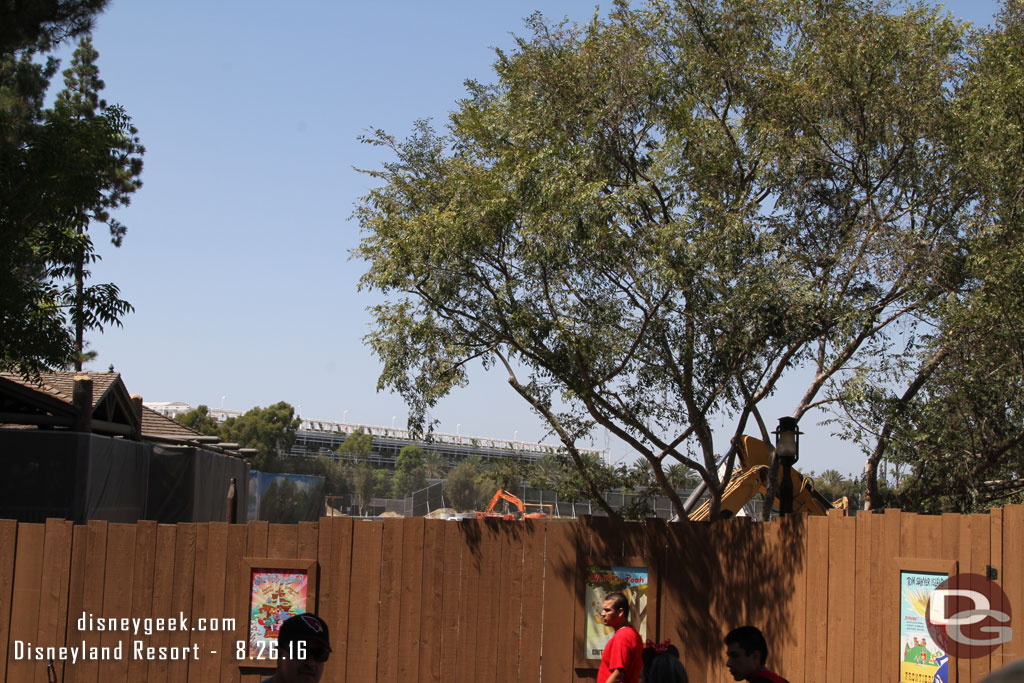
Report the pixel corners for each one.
[577,558,655,668]
[894,557,955,683]
[238,558,319,668]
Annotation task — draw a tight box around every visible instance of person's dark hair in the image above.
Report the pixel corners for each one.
[724,626,768,665]
[604,592,630,619]
[642,644,687,683]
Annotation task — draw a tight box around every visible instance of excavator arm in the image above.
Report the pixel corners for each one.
[688,436,837,521]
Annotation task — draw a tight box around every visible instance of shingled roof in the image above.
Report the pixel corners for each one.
[0,370,255,455]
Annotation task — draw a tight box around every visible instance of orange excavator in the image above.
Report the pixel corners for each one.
[476,489,553,520]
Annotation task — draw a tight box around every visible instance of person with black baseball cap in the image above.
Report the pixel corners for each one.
[261,613,332,683]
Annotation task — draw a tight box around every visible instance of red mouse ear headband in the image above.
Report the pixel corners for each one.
[646,639,671,654]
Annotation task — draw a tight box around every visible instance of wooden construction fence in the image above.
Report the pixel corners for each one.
[1,507,1022,683]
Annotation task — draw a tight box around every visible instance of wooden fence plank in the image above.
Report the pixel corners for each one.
[267,523,297,560]
[166,524,197,683]
[184,523,209,683]
[8,523,44,683]
[497,522,525,683]
[476,519,503,683]
[988,508,1004,676]
[97,524,135,683]
[969,514,992,682]
[376,518,404,683]
[771,514,807,683]
[418,519,445,683]
[518,519,546,683]
[660,521,713,682]
[438,520,464,683]
[396,517,424,683]
[826,515,856,683]
[62,524,88,683]
[346,521,382,683]
[540,520,576,683]
[72,520,108,683]
[318,516,353,683]
[999,505,1023,670]
[297,522,318,560]
[0,520,17,683]
[803,515,829,683]
[127,521,158,683]
[852,513,872,683]
[38,519,74,682]
[146,524,178,683]
[220,523,249,683]
[453,520,483,683]
[880,510,902,683]
[198,522,230,683]
[246,521,269,558]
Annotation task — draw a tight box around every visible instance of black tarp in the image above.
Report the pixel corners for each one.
[0,430,248,523]
[148,445,248,523]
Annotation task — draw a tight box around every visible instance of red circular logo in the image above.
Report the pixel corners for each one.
[925,573,1012,659]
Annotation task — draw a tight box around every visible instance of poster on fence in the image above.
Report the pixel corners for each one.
[247,569,310,660]
[900,570,948,683]
[584,565,648,660]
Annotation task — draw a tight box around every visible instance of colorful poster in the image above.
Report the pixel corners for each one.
[584,565,648,659]
[247,570,309,659]
[900,570,947,683]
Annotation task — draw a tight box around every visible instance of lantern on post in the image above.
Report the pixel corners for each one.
[774,417,801,514]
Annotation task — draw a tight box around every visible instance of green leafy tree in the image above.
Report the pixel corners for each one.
[353,462,377,515]
[1,11,144,376]
[356,0,970,519]
[336,429,373,463]
[392,444,428,497]
[422,450,447,480]
[373,468,393,498]
[220,402,301,471]
[173,404,220,436]
[54,36,143,369]
[840,2,1024,512]
[443,458,487,512]
[480,456,527,495]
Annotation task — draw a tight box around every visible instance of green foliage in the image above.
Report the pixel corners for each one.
[373,468,392,498]
[1,15,143,375]
[219,402,301,471]
[336,430,373,462]
[808,469,863,510]
[422,450,448,480]
[443,458,488,512]
[174,404,219,436]
[356,0,973,517]
[836,2,1024,512]
[353,462,377,515]
[392,444,428,497]
[480,456,528,494]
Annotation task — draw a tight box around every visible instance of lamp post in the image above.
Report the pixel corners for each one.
[774,416,801,515]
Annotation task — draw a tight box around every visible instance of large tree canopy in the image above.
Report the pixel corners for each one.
[1,2,143,375]
[356,0,1018,516]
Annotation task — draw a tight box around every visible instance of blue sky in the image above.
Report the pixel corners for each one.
[72,0,1001,476]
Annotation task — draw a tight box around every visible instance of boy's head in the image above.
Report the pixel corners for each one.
[724,626,767,681]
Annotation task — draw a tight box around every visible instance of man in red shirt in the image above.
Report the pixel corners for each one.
[597,592,644,683]
[724,625,790,683]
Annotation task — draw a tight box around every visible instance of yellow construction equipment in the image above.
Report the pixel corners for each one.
[688,435,839,521]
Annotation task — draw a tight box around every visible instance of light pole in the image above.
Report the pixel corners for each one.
[392,416,396,429]
[774,416,801,514]
[343,410,348,423]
